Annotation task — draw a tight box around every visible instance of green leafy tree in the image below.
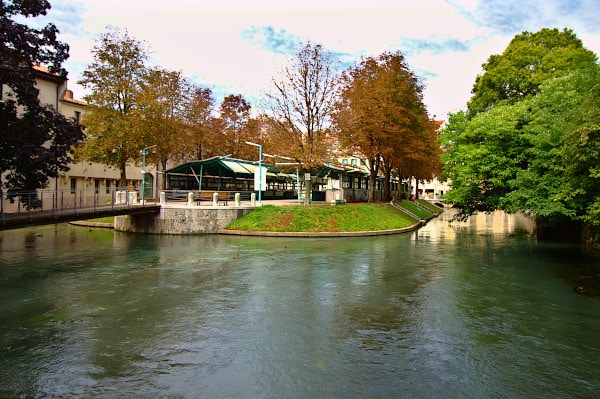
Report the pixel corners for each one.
[78,27,149,186]
[507,64,600,228]
[441,27,600,240]
[468,28,597,115]
[0,0,83,204]
[441,101,530,220]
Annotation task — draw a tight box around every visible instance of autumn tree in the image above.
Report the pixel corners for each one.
[333,51,435,202]
[395,118,442,200]
[77,27,149,186]
[242,115,270,158]
[0,0,83,203]
[216,94,253,159]
[135,67,192,189]
[267,41,339,204]
[182,87,216,161]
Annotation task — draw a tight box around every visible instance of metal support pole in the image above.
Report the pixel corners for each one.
[245,141,262,205]
[141,145,156,205]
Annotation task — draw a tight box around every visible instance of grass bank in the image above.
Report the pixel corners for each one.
[417,199,443,214]
[69,216,114,228]
[399,200,442,220]
[225,203,427,233]
[90,216,115,223]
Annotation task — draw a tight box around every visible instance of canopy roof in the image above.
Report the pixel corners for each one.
[318,163,369,178]
[163,156,297,179]
[164,156,371,181]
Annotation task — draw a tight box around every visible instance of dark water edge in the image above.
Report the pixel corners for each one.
[1,210,599,398]
[528,216,600,297]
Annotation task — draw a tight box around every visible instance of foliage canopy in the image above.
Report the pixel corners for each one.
[0,0,83,201]
[468,28,597,115]
[441,27,600,237]
[333,51,440,202]
[78,27,149,185]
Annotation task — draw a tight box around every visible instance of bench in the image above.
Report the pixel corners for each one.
[217,192,231,206]
[195,191,231,206]
[166,191,189,202]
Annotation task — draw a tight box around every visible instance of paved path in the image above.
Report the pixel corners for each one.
[0,203,160,230]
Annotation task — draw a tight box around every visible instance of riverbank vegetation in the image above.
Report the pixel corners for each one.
[439,28,600,242]
[90,216,115,223]
[398,200,437,220]
[1,1,84,203]
[76,29,440,201]
[225,203,433,233]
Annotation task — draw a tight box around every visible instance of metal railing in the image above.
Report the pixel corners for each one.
[160,190,255,205]
[0,188,152,217]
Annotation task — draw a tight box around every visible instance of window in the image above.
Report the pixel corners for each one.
[342,159,348,165]
[70,178,76,194]
[95,179,100,194]
[351,158,357,166]
[106,179,111,194]
[74,111,81,122]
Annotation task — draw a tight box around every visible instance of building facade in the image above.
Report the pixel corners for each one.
[1,66,145,210]
[336,155,451,201]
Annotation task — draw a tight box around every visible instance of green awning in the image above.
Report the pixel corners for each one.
[221,160,254,174]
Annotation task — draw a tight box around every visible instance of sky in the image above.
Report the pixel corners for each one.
[27,0,600,120]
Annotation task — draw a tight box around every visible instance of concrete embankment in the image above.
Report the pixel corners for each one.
[219,221,423,237]
[114,205,255,234]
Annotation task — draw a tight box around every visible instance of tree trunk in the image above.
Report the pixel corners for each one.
[119,160,127,188]
[383,169,391,202]
[367,174,377,203]
[415,179,419,199]
[157,158,168,190]
[304,179,311,205]
[367,156,379,203]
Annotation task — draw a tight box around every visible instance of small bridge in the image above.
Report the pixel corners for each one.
[0,203,160,231]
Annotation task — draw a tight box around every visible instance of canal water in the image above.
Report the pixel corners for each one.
[1,210,598,398]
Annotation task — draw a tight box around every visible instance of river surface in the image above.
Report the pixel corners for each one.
[1,210,599,398]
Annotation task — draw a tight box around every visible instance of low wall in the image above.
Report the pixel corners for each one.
[114,205,254,234]
[325,188,402,203]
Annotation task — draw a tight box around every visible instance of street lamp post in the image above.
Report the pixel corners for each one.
[141,145,156,204]
[245,141,262,204]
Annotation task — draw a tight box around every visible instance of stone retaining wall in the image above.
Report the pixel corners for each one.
[114,205,254,234]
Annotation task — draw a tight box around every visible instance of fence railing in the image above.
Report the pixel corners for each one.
[0,188,149,217]
[160,190,255,205]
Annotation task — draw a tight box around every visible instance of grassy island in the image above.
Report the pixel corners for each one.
[225,201,441,233]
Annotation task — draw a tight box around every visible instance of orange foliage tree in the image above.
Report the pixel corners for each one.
[182,87,216,161]
[332,51,438,202]
[394,118,442,199]
[216,95,251,158]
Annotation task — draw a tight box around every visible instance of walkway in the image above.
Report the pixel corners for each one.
[0,203,160,231]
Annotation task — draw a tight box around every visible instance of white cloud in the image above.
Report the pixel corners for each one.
[35,0,600,120]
